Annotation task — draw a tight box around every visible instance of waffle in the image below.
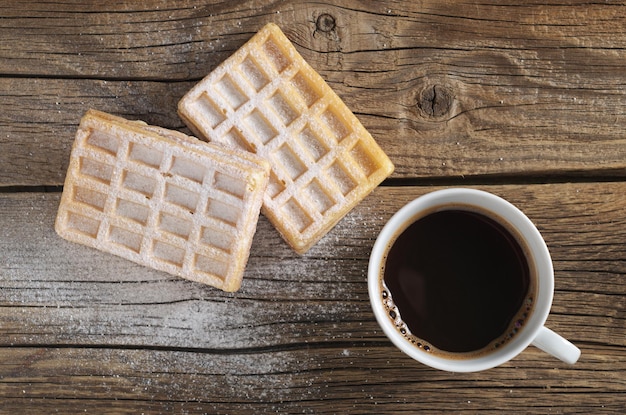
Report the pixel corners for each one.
[178,23,394,254]
[55,109,270,292]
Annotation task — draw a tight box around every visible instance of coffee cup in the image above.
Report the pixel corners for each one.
[368,188,580,372]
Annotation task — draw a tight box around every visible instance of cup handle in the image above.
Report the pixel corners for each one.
[531,326,581,364]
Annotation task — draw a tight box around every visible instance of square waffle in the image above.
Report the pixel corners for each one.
[55,109,270,292]
[178,23,394,254]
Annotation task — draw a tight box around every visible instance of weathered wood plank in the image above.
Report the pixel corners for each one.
[1,183,624,351]
[0,0,264,80]
[4,1,626,81]
[3,1,626,186]
[0,345,623,414]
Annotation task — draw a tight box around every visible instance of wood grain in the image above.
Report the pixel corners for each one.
[2,0,626,413]
[1,183,625,413]
[3,1,626,186]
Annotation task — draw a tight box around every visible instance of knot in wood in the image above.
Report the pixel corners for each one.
[418,85,453,118]
[316,13,336,33]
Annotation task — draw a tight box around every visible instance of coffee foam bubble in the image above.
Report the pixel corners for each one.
[380,278,536,359]
[381,282,435,353]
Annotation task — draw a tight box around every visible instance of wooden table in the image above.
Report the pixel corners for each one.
[2,1,625,413]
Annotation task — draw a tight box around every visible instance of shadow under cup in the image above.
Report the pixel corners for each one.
[368,189,556,372]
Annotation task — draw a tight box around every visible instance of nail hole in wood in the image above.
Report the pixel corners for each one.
[316,13,336,33]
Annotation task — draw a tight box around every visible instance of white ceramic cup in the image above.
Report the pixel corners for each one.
[368,188,581,372]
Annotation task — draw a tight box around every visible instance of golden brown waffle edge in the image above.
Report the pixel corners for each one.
[55,109,270,292]
[178,23,394,254]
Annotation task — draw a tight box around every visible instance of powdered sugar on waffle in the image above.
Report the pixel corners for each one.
[178,23,394,254]
[55,110,269,292]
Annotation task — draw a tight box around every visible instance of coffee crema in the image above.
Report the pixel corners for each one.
[380,207,537,359]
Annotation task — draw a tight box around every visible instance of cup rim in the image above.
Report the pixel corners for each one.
[368,188,554,372]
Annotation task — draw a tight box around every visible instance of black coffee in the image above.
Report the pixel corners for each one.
[382,208,535,356]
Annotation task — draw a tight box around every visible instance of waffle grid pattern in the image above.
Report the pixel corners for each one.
[56,111,268,291]
[179,23,394,253]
